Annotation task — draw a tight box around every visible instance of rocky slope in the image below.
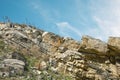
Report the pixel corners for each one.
[0,22,120,80]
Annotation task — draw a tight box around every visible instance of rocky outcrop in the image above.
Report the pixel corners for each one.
[78,35,108,56]
[61,37,80,51]
[108,37,120,55]
[0,52,26,78]
[0,22,120,80]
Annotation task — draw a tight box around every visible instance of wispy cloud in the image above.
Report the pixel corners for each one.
[30,2,57,22]
[29,0,120,41]
[56,22,82,39]
[90,0,120,41]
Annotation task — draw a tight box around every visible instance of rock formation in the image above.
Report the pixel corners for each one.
[0,22,120,80]
[78,35,108,55]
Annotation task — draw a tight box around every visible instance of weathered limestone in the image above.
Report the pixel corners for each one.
[108,37,120,55]
[42,32,63,47]
[1,22,120,79]
[0,59,25,77]
[0,51,28,78]
[79,35,108,55]
[61,37,80,51]
[3,59,25,66]
[109,64,119,77]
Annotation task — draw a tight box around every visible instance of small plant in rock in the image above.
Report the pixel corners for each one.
[0,40,5,50]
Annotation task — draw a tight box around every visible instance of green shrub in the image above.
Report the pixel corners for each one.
[0,40,5,50]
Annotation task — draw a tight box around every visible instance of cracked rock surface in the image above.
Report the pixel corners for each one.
[0,22,120,80]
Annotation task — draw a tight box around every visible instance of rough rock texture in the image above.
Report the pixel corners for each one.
[108,37,120,55]
[78,35,108,55]
[0,53,26,78]
[0,22,120,80]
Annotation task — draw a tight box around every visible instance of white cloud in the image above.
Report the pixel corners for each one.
[90,0,120,41]
[29,0,120,41]
[93,16,120,36]
[56,22,82,38]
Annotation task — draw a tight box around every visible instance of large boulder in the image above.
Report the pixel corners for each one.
[78,35,108,55]
[0,52,27,78]
[108,37,120,55]
[0,59,25,77]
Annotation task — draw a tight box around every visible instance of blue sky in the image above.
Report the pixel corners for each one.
[0,0,120,41]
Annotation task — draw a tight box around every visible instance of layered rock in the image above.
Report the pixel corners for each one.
[61,37,80,51]
[0,22,120,80]
[0,52,26,78]
[78,35,108,56]
[108,37,120,55]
